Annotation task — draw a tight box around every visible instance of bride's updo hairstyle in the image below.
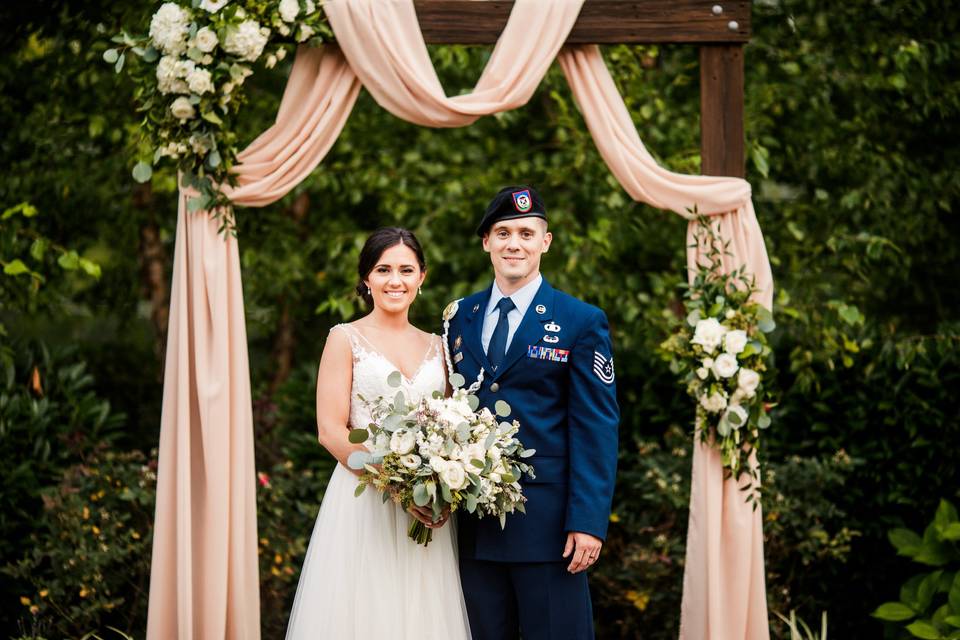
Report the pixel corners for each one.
[355,227,426,306]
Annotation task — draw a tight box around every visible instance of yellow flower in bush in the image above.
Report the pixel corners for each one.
[625,590,651,611]
[20,596,31,606]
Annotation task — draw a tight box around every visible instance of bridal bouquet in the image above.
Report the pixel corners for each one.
[659,214,776,503]
[347,374,536,546]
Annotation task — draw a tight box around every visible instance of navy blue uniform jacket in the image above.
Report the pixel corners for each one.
[446,279,619,563]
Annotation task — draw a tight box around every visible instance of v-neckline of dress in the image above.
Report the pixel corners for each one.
[350,326,437,384]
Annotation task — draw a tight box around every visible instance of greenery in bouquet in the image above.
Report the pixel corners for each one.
[346,372,536,546]
[106,0,333,228]
[658,213,776,503]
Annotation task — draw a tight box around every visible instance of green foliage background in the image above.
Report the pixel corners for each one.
[0,0,958,637]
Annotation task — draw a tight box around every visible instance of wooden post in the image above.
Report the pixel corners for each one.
[700,44,745,178]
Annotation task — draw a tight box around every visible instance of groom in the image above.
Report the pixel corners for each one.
[444,186,620,639]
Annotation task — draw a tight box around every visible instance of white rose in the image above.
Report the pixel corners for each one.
[441,463,467,490]
[279,0,300,22]
[149,3,190,55]
[389,430,416,455]
[400,453,422,470]
[169,96,195,121]
[223,20,269,62]
[186,67,214,95]
[724,404,749,430]
[724,329,748,356]
[699,391,728,414]
[691,318,726,354]
[200,0,229,12]
[737,368,761,397]
[194,26,219,53]
[298,24,316,43]
[156,55,187,94]
[713,353,739,378]
[695,367,709,380]
[429,456,448,473]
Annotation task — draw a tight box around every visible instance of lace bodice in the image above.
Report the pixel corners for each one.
[332,324,446,430]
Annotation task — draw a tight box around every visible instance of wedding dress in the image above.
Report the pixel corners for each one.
[285,324,471,639]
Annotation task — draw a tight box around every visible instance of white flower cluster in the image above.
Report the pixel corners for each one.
[352,388,535,541]
[690,317,762,435]
[143,0,322,128]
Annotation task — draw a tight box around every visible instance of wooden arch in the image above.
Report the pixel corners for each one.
[414,0,750,178]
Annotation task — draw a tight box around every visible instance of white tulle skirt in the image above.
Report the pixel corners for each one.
[285,464,471,639]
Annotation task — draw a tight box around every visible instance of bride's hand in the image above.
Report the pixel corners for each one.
[407,504,451,529]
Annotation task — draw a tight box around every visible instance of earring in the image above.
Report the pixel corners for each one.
[418,286,423,295]
[367,287,371,296]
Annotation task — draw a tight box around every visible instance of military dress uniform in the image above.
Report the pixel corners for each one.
[444,186,620,640]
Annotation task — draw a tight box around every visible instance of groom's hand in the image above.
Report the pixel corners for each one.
[563,531,603,573]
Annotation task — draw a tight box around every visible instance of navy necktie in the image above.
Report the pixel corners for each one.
[487,297,516,370]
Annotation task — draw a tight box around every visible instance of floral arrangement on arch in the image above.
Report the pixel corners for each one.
[106,1,332,220]
[658,213,777,504]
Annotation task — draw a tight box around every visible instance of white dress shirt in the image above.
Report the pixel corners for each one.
[481,274,543,354]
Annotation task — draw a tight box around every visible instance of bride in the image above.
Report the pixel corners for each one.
[285,227,471,639]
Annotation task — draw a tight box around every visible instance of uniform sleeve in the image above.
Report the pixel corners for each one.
[565,308,620,540]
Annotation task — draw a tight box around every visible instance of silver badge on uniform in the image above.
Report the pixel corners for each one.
[544,322,561,332]
[472,304,480,313]
[536,304,546,314]
[543,335,559,344]
[593,351,615,384]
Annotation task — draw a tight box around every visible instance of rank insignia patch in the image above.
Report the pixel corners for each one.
[593,351,615,384]
[527,345,570,363]
[512,189,532,213]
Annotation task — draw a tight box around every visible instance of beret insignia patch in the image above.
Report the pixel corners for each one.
[512,189,532,213]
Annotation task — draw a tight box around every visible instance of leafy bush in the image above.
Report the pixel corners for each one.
[3,448,155,638]
[590,425,859,638]
[872,499,960,639]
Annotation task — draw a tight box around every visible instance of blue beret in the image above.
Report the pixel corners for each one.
[476,185,547,236]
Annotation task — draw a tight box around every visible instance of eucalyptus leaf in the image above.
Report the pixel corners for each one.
[465,494,477,513]
[470,459,485,469]
[495,400,511,417]
[347,450,371,470]
[449,373,465,389]
[413,483,429,507]
[354,483,366,497]
[347,428,369,444]
[387,371,402,388]
[466,394,479,411]
[132,161,153,183]
[102,48,119,64]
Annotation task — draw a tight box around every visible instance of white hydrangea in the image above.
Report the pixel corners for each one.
[170,96,195,121]
[699,390,728,414]
[186,67,214,95]
[156,55,187,94]
[149,3,190,55]
[712,353,739,378]
[279,0,300,22]
[223,20,270,62]
[737,368,761,397]
[691,317,726,354]
[305,0,316,14]
[193,26,219,53]
[724,329,748,355]
[200,0,229,12]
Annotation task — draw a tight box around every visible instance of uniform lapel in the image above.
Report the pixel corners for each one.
[492,279,555,381]
[461,287,493,374]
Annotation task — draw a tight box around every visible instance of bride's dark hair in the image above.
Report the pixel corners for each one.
[356,227,427,306]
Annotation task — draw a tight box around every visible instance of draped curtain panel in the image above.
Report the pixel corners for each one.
[146,1,772,638]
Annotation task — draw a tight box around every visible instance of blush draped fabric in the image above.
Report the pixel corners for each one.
[147,1,771,638]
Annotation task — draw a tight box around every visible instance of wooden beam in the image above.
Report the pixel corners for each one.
[415,0,751,44]
[699,44,745,178]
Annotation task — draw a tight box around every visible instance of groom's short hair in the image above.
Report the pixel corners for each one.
[476,185,547,236]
